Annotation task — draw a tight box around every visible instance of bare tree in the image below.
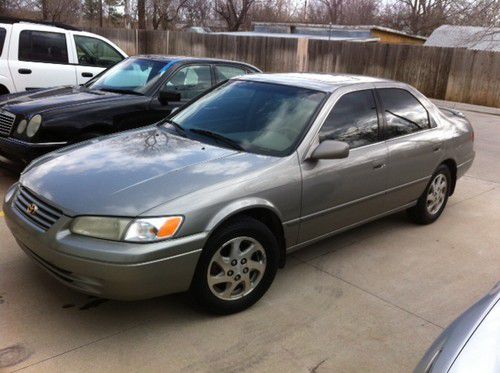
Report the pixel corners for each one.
[215,0,256,31]
[384,0,500,36]
[317,0,343,24]
[138,0,146,28]
[150,0,189,30]
[183,0,214,27]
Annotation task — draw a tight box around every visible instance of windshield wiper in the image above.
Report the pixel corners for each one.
[189,128,244,151]
[99,88,143,96]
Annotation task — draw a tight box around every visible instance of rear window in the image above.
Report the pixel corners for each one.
[19,30,68,64]
[0,28,6,57]
[215,65,248,83]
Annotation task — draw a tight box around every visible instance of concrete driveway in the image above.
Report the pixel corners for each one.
[0,102,499,372]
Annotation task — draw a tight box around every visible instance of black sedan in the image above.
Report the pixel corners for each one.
[0,55,260,164]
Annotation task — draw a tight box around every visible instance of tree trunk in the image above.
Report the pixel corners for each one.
[99,0,103,27]
[138,0,146,29]
[41,0,50,20]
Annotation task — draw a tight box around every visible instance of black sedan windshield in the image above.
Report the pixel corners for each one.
[169,81,326,156]
[88,58,172,94]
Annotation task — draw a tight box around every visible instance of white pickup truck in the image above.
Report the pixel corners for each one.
[0,18,128,94]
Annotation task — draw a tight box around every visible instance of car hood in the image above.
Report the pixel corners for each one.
[20,126,244,216]
[1,86,129,116]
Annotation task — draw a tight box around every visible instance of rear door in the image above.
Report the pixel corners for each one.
[8,25,77,91]
[0,25,13,93]
[376,87,443,210]
[71,33,125,84]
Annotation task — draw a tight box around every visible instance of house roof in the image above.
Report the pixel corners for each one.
[251,22,427,42]
[425,25,500,52]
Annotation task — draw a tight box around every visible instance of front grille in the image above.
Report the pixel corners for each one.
[0,110,16,137]
[14,186,63,230]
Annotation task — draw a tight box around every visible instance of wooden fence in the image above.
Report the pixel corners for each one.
[87,27,500,108]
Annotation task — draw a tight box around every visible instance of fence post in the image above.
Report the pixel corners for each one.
[296,38,309,72]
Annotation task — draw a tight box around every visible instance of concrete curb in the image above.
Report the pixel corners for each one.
[432,99,500,117]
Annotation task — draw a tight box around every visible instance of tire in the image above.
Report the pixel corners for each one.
[408,164,451,225]
[190,216,279,315]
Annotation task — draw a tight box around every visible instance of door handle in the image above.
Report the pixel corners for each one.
[18,68,32,74]
[433,146,441,152]
[373,163,386,170]
[81,72,93,78]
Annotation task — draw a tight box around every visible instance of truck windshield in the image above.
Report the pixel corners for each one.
[169,80,326,157]
[88,58,172,94]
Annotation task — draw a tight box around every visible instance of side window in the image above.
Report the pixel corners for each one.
[378,88,430,139]
[18,30,68,64]
[74,35,124,68]
[319,90,379,149]
[215,65,247,83]
[164,65,212,101]
[0,28,6,57]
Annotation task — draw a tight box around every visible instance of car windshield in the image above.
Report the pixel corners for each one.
[87,58,172,94]
[168,80,326,156]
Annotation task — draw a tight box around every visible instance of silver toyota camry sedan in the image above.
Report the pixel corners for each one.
[3,73,475,314]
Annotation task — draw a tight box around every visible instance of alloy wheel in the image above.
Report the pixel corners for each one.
[207,236,267,301]
[426,173,448,215]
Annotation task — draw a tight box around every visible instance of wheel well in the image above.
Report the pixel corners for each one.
[441,159,457,195]
[217,208,287,268]
[0,85,10,95]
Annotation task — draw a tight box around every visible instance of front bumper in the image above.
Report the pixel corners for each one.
[3,185,207,300]
[0,136,67,164]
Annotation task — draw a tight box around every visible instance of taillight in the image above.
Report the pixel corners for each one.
[470,130,475,143]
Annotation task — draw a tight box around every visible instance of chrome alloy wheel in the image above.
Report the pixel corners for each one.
[207,236,267,301]
[426,173,448,215]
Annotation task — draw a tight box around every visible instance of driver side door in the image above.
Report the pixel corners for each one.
[299,89,389,243]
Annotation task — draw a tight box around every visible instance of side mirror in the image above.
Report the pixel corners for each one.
[159,90,181,105]
[310,140,349,160]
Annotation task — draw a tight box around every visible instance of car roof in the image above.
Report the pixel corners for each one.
[132,55,261,71]
[236,73,394,92]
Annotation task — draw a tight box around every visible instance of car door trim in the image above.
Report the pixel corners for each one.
[286,174,430,226]
[286,201,416,253]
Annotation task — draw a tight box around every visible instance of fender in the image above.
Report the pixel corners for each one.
[206,197,284,234]
[0,75,15,94]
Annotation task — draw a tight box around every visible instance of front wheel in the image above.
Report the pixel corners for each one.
[190,216,279,314]
[408,164,451,225]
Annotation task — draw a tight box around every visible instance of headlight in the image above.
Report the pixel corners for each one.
[17,119,27,134]
[70,216,183,242]
[70,216,130,241]
[26,114,42,137]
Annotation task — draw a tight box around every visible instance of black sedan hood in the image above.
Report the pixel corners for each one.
[1,86,131,116]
